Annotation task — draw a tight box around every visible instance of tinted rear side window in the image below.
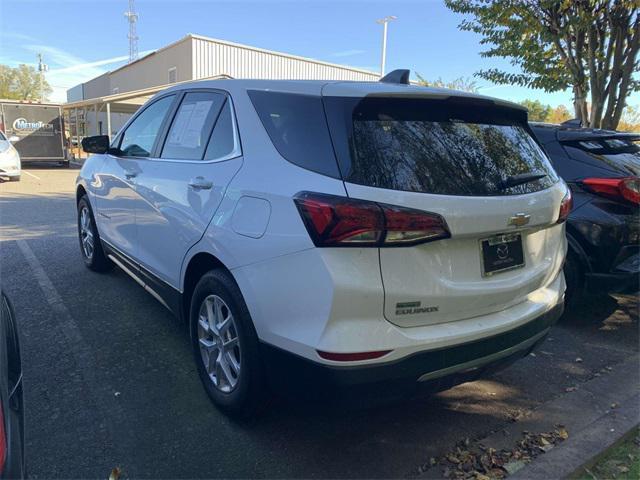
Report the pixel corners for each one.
[248,90,340,178]
[325,97,558,196]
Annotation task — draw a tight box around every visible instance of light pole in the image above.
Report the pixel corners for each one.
[376,15,397,77]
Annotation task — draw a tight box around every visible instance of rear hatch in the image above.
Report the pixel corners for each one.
[323,90,568,327]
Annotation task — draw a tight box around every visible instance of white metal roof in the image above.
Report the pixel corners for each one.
[107,33,379,79]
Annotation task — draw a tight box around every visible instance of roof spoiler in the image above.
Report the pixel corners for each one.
[561,118,582,127]
[380,69,410,85]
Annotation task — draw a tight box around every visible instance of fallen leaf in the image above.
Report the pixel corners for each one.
[557,428,569,440]
[565,386,577,392]
[575,357,583,363]
[109,467,121,480]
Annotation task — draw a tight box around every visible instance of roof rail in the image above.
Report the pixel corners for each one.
[380,69,410,85]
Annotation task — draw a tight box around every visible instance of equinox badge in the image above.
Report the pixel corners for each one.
[508,213,531,228]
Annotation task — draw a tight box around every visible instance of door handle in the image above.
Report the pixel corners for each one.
[124,169,138,179]
[188,177,213,190]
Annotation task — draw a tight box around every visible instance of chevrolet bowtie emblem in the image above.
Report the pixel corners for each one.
[508,213,531,227]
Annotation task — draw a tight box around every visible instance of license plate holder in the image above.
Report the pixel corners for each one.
[480,233,525,277]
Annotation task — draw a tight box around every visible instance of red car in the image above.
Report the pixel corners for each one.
[0,292,24,478]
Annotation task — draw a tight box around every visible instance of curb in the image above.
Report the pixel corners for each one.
[412,354,640,480]
[495,353,640,479]
[511,392,639,479]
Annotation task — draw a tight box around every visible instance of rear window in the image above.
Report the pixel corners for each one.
[248,90,340,178]
[325,97,558,196]
[564,137,640,176]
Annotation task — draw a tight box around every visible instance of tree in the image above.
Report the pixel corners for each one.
[415,73,479,92]
[546,104,573,124]
[445,0,640,130]
[519,99,552,122]
[617,105,640,131]
[0,64,51,101]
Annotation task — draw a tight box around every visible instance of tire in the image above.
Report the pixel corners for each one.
[190,270,267,418]
[77,196,113,272]
[9,176,20,182]
[563,249,584,309]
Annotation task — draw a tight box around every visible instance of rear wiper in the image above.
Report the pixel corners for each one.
[497,172,547,190]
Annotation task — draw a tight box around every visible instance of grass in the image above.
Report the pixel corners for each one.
[573,427,640,480]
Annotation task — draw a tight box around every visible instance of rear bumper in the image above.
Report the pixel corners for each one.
[262,302,563,397]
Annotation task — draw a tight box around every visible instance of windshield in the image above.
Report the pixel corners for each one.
[324,96,558,196]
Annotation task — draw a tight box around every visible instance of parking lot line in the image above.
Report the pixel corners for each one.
[16,239,75,321]
[22,171,41,180]
[15,239,125,437]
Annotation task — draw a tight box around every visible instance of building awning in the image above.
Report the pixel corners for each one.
[62,74,232,114]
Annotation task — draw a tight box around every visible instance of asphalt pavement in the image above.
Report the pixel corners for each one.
[0,166,638,478]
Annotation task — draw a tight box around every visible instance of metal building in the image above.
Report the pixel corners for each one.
[64,33,379,149]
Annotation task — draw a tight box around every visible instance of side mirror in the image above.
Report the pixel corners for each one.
[8,136,19,143]
[82,135,110,154]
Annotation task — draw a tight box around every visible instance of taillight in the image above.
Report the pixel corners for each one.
[293,192,450,247]
[580,177,640,205]
[557,189,573,223]
[0,402,6,473]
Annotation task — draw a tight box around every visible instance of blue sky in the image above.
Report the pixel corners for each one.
[1,0,637,111]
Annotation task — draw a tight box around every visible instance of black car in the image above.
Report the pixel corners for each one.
[531,122,639,305]
[0,292,24,478]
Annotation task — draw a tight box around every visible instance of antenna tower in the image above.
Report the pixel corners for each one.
[124,0,139,62]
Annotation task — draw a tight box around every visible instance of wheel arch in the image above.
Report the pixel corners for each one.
[181,252,234,327]
[76,184,87,204]
[565,224,592,274]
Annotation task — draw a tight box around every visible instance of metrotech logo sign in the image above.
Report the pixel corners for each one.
[12,117,53,133]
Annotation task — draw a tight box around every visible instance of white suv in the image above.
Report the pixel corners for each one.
[77,73,570,416]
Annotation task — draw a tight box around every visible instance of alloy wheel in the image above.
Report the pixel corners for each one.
[79,206,94,260]
[197,294,241,393]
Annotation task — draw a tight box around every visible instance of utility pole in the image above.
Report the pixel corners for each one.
[124,0,139,62]
[376,16,397,77]
[37,53,48,102]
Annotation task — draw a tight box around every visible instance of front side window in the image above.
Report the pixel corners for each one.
[120,95,175,157]
[161,92,226,161]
